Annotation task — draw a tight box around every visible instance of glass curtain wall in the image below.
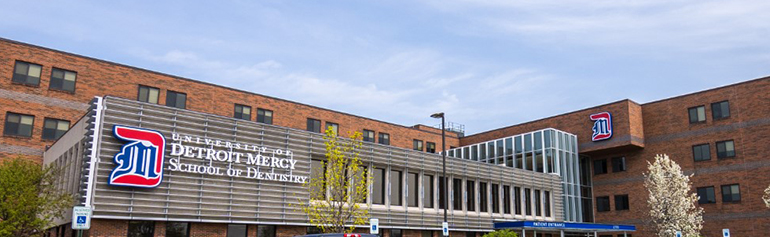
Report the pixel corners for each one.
[445,128,583,222]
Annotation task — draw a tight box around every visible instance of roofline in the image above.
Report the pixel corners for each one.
[0,37,459,138]
[642,75,770,105]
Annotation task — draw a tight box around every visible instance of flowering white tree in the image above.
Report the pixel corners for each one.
[763,184,770,208]
[644,154,703,237]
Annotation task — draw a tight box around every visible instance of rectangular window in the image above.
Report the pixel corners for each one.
[423,174,434,208]
[165,222,189,237]
[413,140,423,151]
[524,188,531,215]
[42,118,70,140]
[534,190,541,216]
[439,176,446,209]
[166,91,187,109]
[4,112,34,137]
[306,118,321,133]
[692,144,711,161]
[466,180,475,211]
[325,122,339,135]
[503,185,511,214]
[257,225,276,237]
[614,195,629,210]
[390,170,403,206]
[362,129,375,142]
[408,172,419,207]
[391,229,402,237]
[234,104,251,120]
[711,101,730,120]
[421,230,433,237]
[426,142,436,153]
[257,108,273,124]
[514,187,521,215]
[721,184,741,202]
[596,196,610,212]
[310,160,326,200]
[688,106,706,123]
[480,182,488,212]
[697,186,716,204]
[49,67,77,92]
[453,178,463,210]
[492,184,500,214]
[378,132,390,145]
[373,168,386,204]
[544,191,551,217]
[12,61,42,86]
[716,140,735,158]
[593,159,607,175]
[611,157,626,172]
[127,221,155,237]
[137,85,160,104]
[226,224,248,237]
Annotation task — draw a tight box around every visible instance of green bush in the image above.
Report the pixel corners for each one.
[482,229,519,237]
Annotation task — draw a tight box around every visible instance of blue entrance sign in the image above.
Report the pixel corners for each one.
[493,221,636,232]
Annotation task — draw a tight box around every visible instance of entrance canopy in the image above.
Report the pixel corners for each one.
[494,221,635,233]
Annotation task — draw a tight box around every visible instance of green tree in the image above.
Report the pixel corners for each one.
[0,157,73,236]
[299,127,369,233]
[482,229,519,237]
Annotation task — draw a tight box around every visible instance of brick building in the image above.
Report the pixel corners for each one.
[1,37,768,237]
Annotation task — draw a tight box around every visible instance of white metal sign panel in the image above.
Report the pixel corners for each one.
[71,206,92,230]
[370,218,379,234]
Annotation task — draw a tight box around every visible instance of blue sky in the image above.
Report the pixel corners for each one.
[2,1,768,134]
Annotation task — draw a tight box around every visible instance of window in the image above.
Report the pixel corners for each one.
[534,190,541,216]
[408,172,419,207]
[306,118,321,133]
[716,140,735,158]
[372,168,386,204]
[310,160,326,199]
[611,157,626,172]
[166,91,187,109]
[452,178,463,210]
[362,129,375,142]
[721,184,741,202]
[421,230,433,237]
[697,186,716,204]
[614,195,629,211]
[413,140,423,151]
[503,185,511,214]
[226,224,248,237]
[593,159,607,175]
[390,170,403,206]
[596,196,610,212]
[544,191,551,217]
[257,225,275,237]
[4,113,34,137]
[137,85,160,104]
[523,188,531,215]
[42,118,70,140]
[466,180,475,211]
[165,222,189,237]
[423,174,434,208]
[234,104,251,120]
[492,184,500,213]
[49,68,77,92]
[325,122,339,135]
[692,144,711,161]
[12,61,42,86]
[127,221,154,237]
[514,187,521,215]
[257,108,273,124]
[480,182,488,212]
[426,142,436,153]
[391,229,402,237]
[378,133,390,145]
[688,106,706,123]
[711,101,730,120]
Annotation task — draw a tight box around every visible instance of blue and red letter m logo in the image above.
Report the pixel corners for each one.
[109,125,166,188]
[590,112,612,142]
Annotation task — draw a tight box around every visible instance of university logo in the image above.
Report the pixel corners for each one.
[108,125,166,188]
[590,112,612,141]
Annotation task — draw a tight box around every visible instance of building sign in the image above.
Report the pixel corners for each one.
[109,125,166,188]
[167,133,308,184]
[589,112,613,141]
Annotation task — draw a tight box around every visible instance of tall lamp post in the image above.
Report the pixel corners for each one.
[430,112,447,233]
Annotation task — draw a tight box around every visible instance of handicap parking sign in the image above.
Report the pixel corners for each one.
[71,206,92,230]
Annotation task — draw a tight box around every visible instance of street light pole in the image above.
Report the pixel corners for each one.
[430,112,447,225]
